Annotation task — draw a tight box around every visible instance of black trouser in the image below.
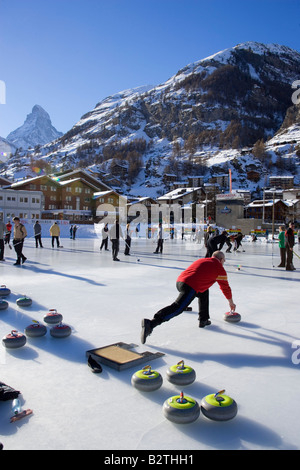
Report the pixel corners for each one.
[153,281,209,326]
[154,239,164,253]
[205,241,218,257]
[226,241,232,252]
[0,239,4,260]
[278,247,286,267]
[111,239,120,259]
[100,237,108,250]
[286,247,294,269]
[13,239,25,263]
[51,236,60,247]
[124,237,131,255]
[35,234,43,247]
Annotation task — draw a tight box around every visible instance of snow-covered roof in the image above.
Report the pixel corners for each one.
[93,190,126,200]
[157,187,202,201]
[10,175,60,187]
[247,198,290,208]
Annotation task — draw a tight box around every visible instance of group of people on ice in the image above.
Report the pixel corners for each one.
[204,227,244,257]
[277,221,296,271]
[0,219,65,264]
[99,221,131,261]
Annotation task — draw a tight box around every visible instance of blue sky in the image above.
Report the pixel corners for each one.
[1,0,300,138]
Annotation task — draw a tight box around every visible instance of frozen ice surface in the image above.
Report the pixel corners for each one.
[0,234,300,450]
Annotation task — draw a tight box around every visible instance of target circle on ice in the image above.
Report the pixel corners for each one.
[131,365,163,391]
[166,360,196,386]
[16,296,32,307]
[163,392,200,424]
[0,285,11,297]
[2,330,27,349]
[200,390,238,421]
[43,309,63,324]
[223,310,241,323]
[25,321,47,338]
[50,323,71,338]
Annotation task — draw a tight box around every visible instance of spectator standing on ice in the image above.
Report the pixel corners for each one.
[204,226,213,248]
[124,223,131,255]
[0,217,6,261]
[12,217,27,265]
[277,226,286,267]
[50,222,60,248]
[285,221,295,271]
[153,222,164,254]
[5,220,12,245]
[100,223,109,251]
[73,225,77,239]
[34,220,43,248]
[109,220,123,261]
[195,226,204,244]
[141,251,236,343]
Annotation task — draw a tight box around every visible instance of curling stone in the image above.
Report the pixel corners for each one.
[43,309,63,325]
[16,296,32,307]
[163,391,200,424]
[25,321,47,338]
[166,360,196,386]
[0,285,11,297]
[0,299,8,310]
[131,365,163,392]
[201,389,238,421]
[50,323,71,338]
[224,310,241,323]
[2,330,27,349]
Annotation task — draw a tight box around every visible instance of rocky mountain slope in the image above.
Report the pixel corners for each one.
[2,42,300,196]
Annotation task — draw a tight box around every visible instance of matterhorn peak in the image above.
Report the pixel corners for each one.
[6,105,63,150]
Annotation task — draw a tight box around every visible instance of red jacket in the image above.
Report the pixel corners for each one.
[177,257,232,299]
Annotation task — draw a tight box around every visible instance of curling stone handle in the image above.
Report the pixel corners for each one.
[142,365,152,375]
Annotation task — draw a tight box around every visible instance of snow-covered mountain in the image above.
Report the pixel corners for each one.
[0,136,16,161]
[2,42,300,195]
[5,105,63,150]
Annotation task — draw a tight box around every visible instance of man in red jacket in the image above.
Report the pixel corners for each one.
[141,251,236,343]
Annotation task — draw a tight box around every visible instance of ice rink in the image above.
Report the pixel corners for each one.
[0,233,299,451]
